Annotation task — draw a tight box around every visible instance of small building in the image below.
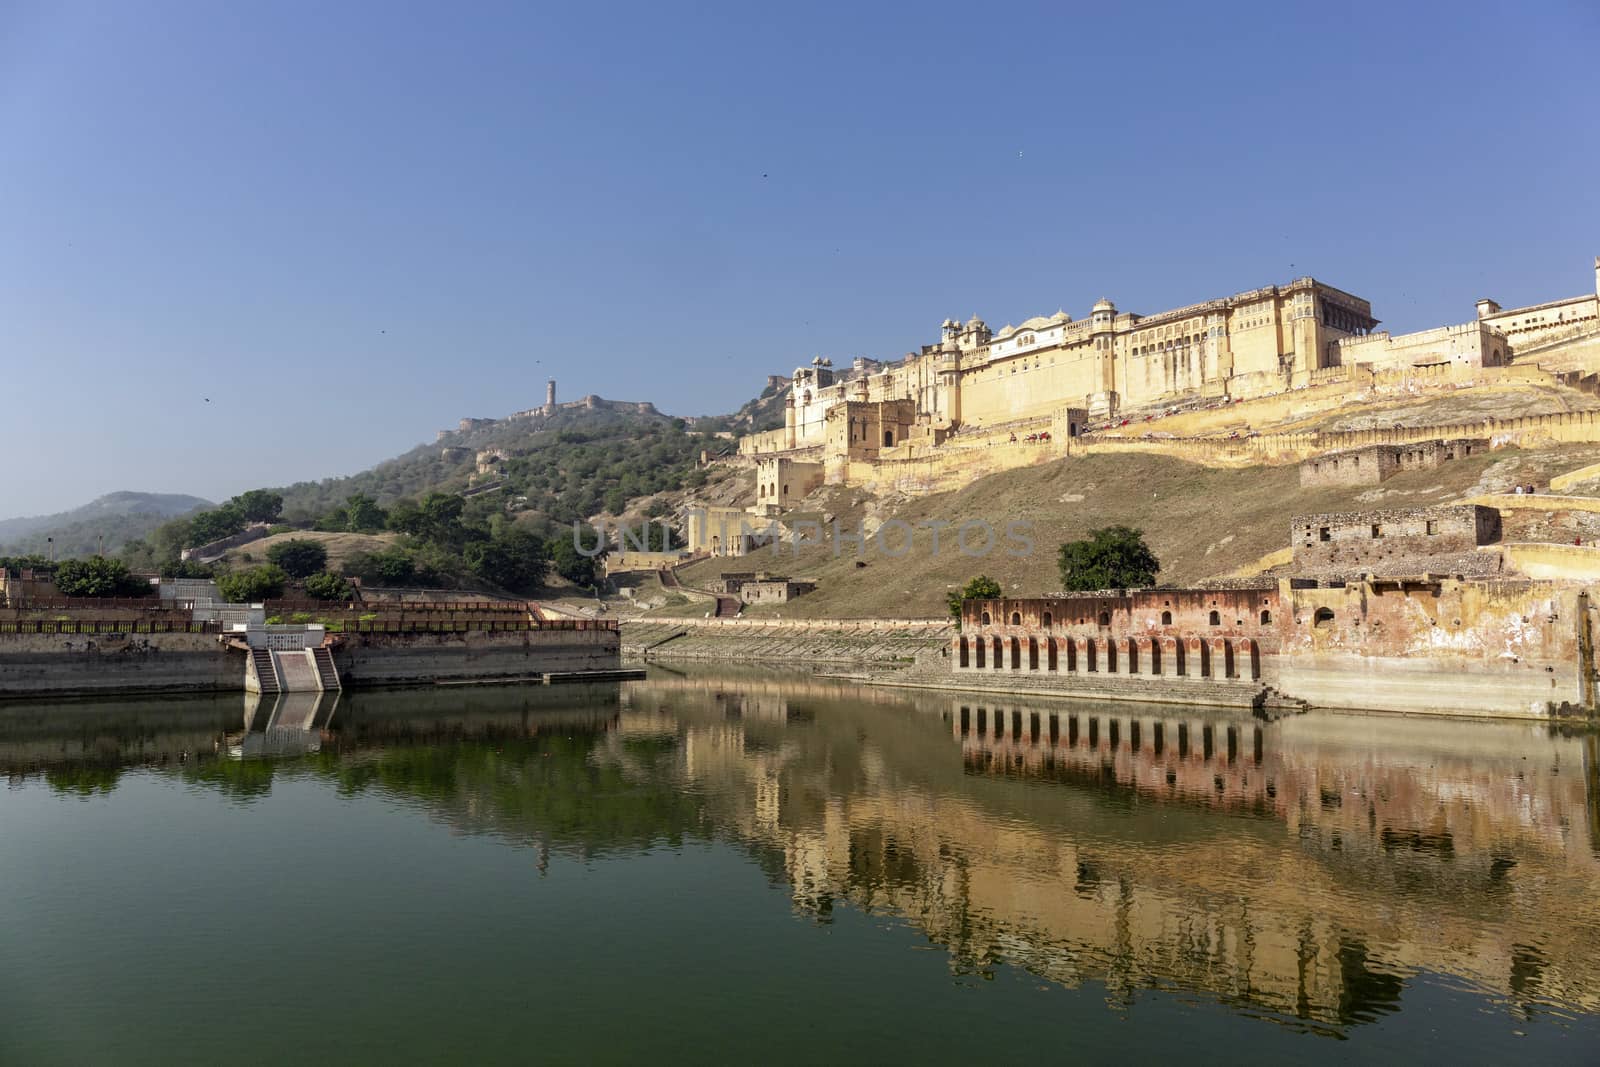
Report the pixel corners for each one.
[738,576,816,605]
[686,506,776,557]
[755,456,825,510]
[1292,505,1501,577]
[1,567,58,605]
[710,572,758,595]
[1298,439,1486,488]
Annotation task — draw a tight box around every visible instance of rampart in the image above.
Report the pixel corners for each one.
[180,523,272,562]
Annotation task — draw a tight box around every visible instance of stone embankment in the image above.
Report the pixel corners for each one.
[622,617,952,665]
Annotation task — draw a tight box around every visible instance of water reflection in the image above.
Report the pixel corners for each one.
[2,671,1597,1034]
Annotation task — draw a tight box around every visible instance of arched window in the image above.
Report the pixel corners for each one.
[1259,609,1272,625]
[1098,612,1111,626]
[980,611,991,625]
[1161,610,1172,625]
[958,637,969,668]
[1041,612,1053,628]
[884,430,894,447]
[1313,607,1335,628]
[1208,610,1221,626]
[1010,612,1022,626]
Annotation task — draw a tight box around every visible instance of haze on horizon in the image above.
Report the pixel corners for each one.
[2,0,1596,518]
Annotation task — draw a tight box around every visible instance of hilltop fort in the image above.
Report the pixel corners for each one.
[677,257,1600,551]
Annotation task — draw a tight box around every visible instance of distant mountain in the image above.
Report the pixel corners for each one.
[0,492,212,557]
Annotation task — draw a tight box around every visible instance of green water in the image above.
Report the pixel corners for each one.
[3,671,1599,1064]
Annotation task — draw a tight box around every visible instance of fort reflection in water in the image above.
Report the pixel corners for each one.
[4,671,1598,1033]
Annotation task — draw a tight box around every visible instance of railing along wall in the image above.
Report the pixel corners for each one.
[0,620,223,634]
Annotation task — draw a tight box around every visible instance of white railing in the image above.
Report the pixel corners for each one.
[244,624,326,650]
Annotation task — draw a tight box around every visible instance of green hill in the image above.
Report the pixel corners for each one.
[0,492,211,558]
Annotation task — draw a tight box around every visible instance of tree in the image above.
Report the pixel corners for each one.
[303,571,354,601]
[417,492,467,543]
[187,503,246,545]
[1057,526,1161,592]
[343,549,416,586]
[344,493,386,533]
[548,531,599,587]
[216,564,287,603]
[232,489,284,524]
[946,575,1003,622]
[464,528,548,593]
[266,538,329,578]
[54,556,145,598]
[159,558,214,580]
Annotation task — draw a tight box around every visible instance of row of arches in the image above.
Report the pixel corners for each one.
[955,634,1261,681]
[956,707,1265,765]
[977,608,1272,628]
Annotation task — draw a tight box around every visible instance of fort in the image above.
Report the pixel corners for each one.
[724,257,1600,500]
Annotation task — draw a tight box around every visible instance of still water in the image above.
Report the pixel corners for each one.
[3,670,1599,1064]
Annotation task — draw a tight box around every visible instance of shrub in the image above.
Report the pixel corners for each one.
[267,538,329,578]
[946,575,1002,622]
[303,571,353,601]
[216,564,287,603]
[54,556,146,598]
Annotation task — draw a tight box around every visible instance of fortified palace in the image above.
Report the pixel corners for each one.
[730,257,1600,508]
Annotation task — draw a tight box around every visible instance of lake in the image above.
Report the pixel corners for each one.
[3,669,1598,1064]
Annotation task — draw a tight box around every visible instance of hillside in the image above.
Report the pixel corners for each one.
[659,442,1600,621]
[0,492,211,557]
[275,402,732,528]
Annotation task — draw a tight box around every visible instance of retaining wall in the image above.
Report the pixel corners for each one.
[0,632,241,698]
[334,629,620,687]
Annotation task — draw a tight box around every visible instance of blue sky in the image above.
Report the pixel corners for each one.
[2,0,1597,516]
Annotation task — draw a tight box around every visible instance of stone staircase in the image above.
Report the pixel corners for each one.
[312,647,341,690]
[249,648,280,694]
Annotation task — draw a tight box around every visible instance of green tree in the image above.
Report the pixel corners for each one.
[343,549,416,586]
[158,558,214,580]
[548,528,600,587]
[188,503,246,545]
[232,489,284,524]
[302,571,354,601]
[946,575,1003,622]
[464,529,548,594]
[216,564,287,603]
[1056,526,1161,592]
[266,538,329,578]
[344,493,387,533]
[54,556,145,598]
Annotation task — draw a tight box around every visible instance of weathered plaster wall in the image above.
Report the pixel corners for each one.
[1278,580,1585,718]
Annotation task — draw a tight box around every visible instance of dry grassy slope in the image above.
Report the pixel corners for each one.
[223,530,400,571]
[669,443,1600,620]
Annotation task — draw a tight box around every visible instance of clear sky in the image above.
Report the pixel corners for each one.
[2,0,1597,516]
